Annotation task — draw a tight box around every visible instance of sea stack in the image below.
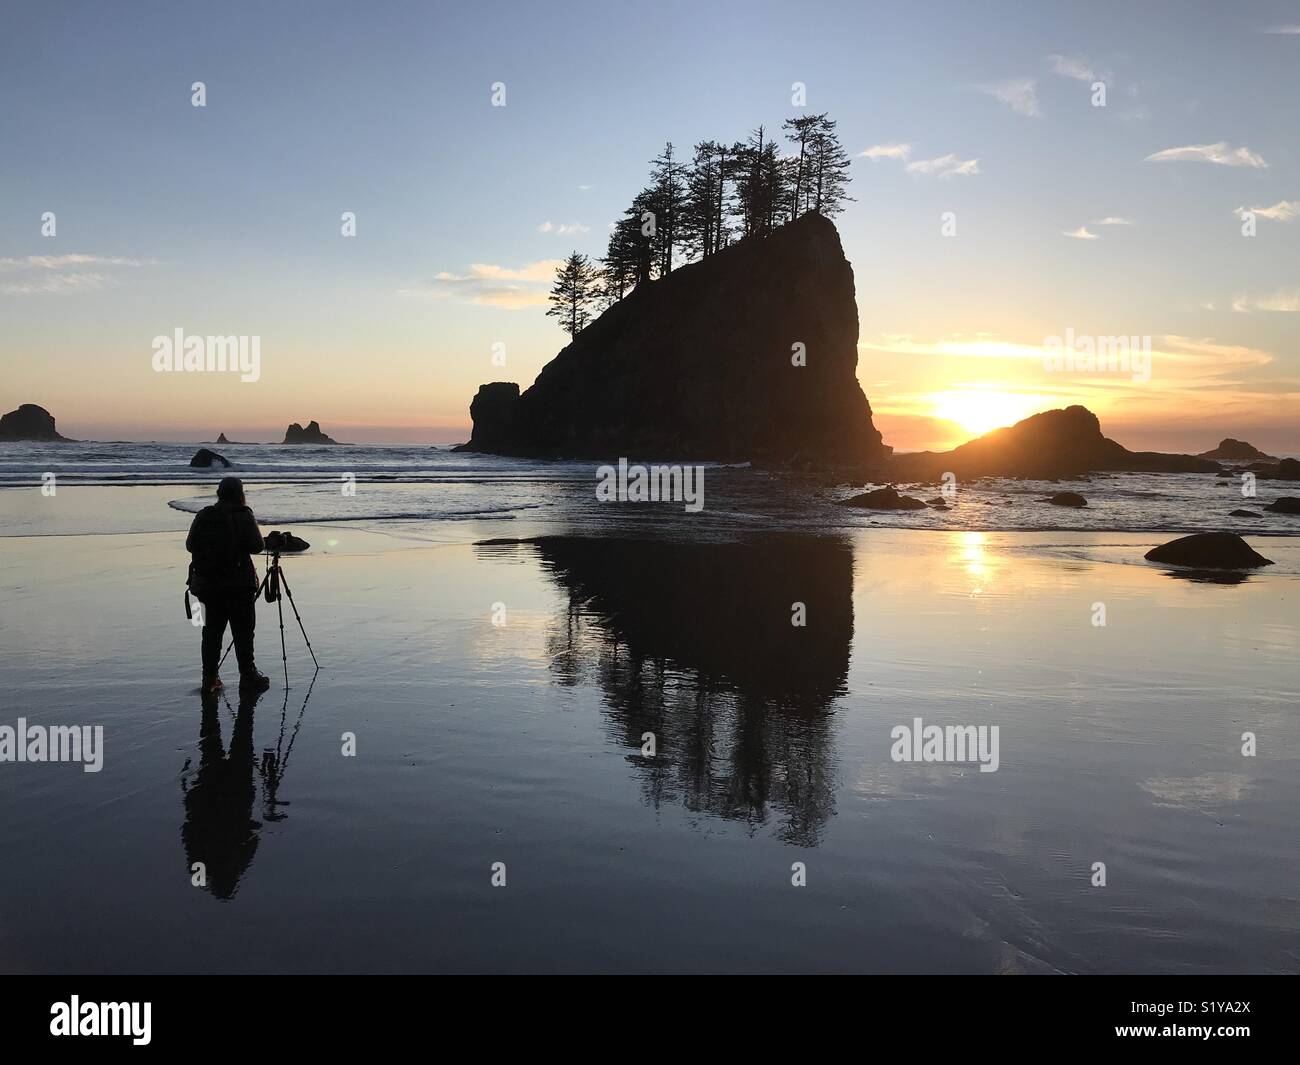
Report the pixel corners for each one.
[0,403,70,442]
[1198,438,1278,463]
[890,405,1220,480]
[283,420,339,444]
[455,213,889,465]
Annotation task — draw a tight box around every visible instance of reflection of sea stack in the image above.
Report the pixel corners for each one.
[0,403,70,441]
[457,214,888,465]
[283,420,338,444]
[523,534,852,845]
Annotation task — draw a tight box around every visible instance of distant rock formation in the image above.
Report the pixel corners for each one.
[1145,532,1273,569]
[1198,438,1278,463]
[190,448,231,468]
[0,403,70,442]
[891,406,1220,481]
[283,420,338,445]
[455,213,889,464]
[216,432,230,445]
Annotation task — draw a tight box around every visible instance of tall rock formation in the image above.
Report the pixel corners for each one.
[456,213,889,464]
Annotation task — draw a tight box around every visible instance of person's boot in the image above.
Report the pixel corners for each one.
[240,669,271,692]
[202,674,224,694]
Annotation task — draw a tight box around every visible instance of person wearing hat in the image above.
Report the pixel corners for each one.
[185,476,271,694]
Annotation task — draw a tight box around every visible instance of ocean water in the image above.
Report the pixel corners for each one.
[1,440,1297,538]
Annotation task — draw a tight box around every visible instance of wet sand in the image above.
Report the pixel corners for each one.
[0,493,1297,973]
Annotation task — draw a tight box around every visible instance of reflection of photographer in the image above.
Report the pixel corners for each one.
[186,477,271,695]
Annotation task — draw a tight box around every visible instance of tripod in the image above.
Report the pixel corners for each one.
[218,548,320,686]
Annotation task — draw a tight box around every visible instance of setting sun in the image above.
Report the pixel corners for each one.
[929,389,1054,441]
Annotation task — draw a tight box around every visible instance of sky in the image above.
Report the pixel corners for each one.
[1,0,1297,452]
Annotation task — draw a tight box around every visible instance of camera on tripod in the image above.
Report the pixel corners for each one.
[264,530,309,556]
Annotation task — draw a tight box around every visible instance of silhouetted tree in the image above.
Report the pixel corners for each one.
[804,114,854,217]
[683,140,733,259]
[647,142,687,274]
[546,251,600,337]
[585,113,853,311]
[732,126,790,238]
[783,114,822,218]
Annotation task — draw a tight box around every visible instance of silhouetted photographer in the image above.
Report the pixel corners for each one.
[186,476,271,694]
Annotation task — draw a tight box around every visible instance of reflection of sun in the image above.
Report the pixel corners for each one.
[931,389,1049,440]
[952,531,998,595]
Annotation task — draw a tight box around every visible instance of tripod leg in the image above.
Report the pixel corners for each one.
[275,566,289,689]
[277,569,321,670]
[218,572,270,673]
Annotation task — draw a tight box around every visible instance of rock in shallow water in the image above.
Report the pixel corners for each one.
[1144,532,1273,569]
[1046,491,1087,507]
[1264,496,1300,514]
[190,448,230,468]
[836,486,928,510]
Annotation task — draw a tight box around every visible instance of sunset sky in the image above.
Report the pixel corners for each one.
[2,0,1297,453]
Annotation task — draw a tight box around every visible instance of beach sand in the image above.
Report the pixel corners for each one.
[1,486,1297,973]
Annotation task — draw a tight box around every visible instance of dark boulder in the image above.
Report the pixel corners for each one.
[283,420,338,445]
[1047,491,1087,508]
[454,213,889,464]
[0,403,69,441]
[836,486,928,510]
[1228,509,1259,518]
[216,432,230,444]
[190,448,231,468]
[1263,458,1300,481]
[1264,497,1300,514]
[1145,532,1273,569]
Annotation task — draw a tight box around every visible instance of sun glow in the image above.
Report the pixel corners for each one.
[929,389,1053,441]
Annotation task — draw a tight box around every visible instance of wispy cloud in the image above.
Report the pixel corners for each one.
[1145,142,1267,168]
[1047,54,1100,82]
[1,273,109,296]
[0,253,150,270]
[1093,216,1133,226]
[1062,226,1098,240]
[0,253,149,295]
[400,260,563,308]
[977,78,1040,117]
[1232,289,1300,313]
[858,143,911,161]
[1262,24,1300,34]
[1235,200,1299,222]
[537,221,590,236]
[861,333,1273,370]
[904,153,980,178]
